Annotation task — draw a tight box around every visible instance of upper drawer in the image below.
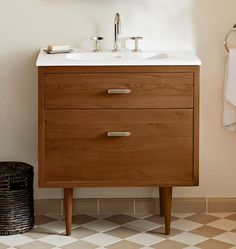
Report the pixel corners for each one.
[44,73,194,109]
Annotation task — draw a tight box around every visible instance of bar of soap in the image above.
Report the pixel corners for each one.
[48,45,70,52]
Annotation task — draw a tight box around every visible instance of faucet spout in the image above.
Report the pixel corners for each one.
[113,13,121,52]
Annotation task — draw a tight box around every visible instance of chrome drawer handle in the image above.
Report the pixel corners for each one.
[107,89,131,94]
[107,132,131,137]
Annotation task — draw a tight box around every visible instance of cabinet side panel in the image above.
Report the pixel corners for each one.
[193,66,200,185]
[38,67,45,187]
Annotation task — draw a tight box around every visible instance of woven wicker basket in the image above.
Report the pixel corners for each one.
[0,162,34,235]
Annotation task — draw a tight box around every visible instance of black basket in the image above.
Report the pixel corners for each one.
[0,162,34,235]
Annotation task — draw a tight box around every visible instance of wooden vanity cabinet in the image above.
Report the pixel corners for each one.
[38,66,199,236]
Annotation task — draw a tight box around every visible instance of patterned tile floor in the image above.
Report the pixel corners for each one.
[0,213,236,249]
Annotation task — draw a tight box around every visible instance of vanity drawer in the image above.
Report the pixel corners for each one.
[43,109,194,185]
[44,73,194,109]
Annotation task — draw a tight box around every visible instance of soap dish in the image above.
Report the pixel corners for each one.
[43,49,73,54]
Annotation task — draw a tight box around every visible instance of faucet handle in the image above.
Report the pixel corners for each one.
[130,36,143,52]
[91,36,103,52]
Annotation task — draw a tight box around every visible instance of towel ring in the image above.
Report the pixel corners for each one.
[224,24,236,52]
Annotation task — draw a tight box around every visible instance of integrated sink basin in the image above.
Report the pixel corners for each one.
[36,50,201,66]
[67,52,168,61]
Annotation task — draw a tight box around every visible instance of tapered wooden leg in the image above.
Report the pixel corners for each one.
[162,187,173,235]
[64,188,73,236]
[159,187,165,217]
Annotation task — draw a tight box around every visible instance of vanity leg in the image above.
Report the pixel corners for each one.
[162,187,172,235]
[159,187,165,217]
[64,188,73,236]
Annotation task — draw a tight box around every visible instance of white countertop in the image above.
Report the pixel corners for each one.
[36,49,201,66]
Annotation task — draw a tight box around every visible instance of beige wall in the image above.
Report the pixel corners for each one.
[0,0,236,199]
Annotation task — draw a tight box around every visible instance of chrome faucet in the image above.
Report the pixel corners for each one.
[113,13,121,52]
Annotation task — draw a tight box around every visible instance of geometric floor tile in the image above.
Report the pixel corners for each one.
[180,247,200,249]
[39,220,79,234]
[139,247,154,249]
[186,214,219,225]
[106,240,143,249]
[126,233,165,246]
[70,227,97,239]
[81,233,121,247]
[46,215,64,220]
[1,213,236,249]
[144,215,177,225]
[170,232,208,246]
[105,227,139,239]
[61,240,97,249]
[124,220,161,232]
[0,235,34,247]
[24,227,55,239]
[35,215,56,226]
[81,220,120,233]
[209,213,235,218]
[17,241,53,249]
[208,219,236,231]
[196,239,233,249]
[72,215,96,225]
[148,227,183,238]
[171,219,202,232]
[172,213,195,219]
[213,232,236,245]
[190,225,226,238]
[105,214,138,225]
[88,214,114,220]
[151,239,188,249]
[130,214,153,219]
[224,214,236,222]
[38,235,78,247]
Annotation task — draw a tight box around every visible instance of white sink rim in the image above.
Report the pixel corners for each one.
[36,50,202,66]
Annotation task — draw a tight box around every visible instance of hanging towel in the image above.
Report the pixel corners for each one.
[223,48,236,132]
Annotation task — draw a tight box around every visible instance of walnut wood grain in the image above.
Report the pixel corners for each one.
[159,187,165,217]
[42,65,198,74]
[160,187,172,235]
[193,67,200,185]
[38,67,45,186]
[43,109,193,184]
[64,188,73,236]
[44,73,193,109]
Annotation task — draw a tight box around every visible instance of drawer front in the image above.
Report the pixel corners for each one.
[44,73,193,109]
[43,109,193,184]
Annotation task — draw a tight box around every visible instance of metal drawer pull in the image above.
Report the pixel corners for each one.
[107,132,131,137]
[107,89,131,94]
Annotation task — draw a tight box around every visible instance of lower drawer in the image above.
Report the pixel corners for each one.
[43,109,194,185]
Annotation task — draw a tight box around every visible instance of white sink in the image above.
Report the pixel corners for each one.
[36,50,201,66]
[67,52,169,61]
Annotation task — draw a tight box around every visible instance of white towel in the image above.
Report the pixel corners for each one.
[223,49,236,132]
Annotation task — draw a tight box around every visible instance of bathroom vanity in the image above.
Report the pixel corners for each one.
[37,50,201,236]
